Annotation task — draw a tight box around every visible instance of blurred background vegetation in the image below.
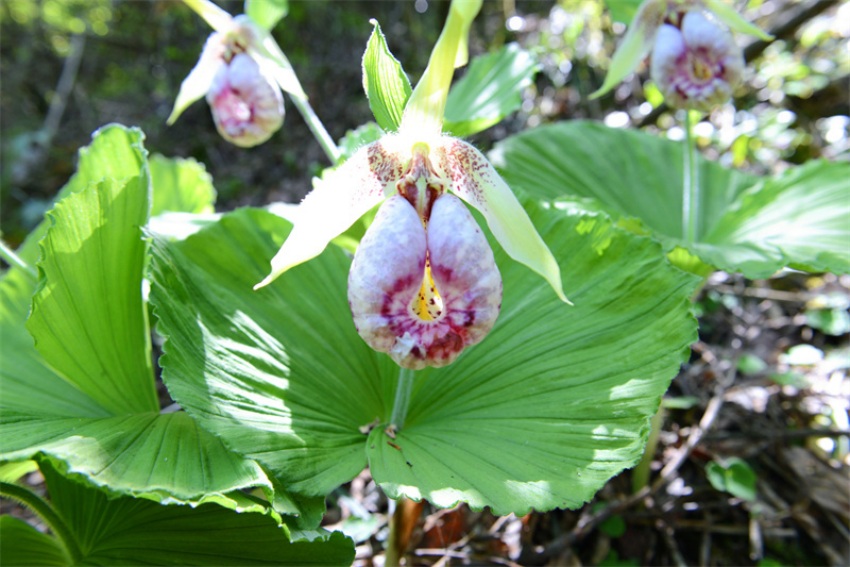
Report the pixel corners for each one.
[1,0,847,246]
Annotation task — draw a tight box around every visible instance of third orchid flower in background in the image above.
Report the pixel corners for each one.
[256,0,567,369]
[651,10,744,112]
[590,0,771,108]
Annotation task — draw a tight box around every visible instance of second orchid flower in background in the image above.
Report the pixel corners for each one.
[167,0,340,161]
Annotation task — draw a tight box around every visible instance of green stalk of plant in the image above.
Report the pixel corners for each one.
[0,239,37,280]
[288,93,342,164]
[682,109,700,244]
[631,404,665,493]
[0,480,82,565]
[390,367,416,430]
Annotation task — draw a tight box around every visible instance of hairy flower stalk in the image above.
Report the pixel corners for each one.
[255,0,567,368]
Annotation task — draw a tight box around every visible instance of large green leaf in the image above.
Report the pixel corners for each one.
[149,202,698,514]
[699,160,850,276]
[0,412,273,506]
[1,459,354,566]
[150,209,398,496]
[367,201,698,512]
[12,124,148,266]
[0,266,108,418]
[149,153,216,216]
[0,125,286,511]
[362,20,411,132]
[0,516,68,566]
[492,121,849,277]
[491,120,757,240]
[27,176,158,415]
[444,43,539,137]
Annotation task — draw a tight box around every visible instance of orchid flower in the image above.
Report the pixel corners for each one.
[167,0,307,148]
[651,11,743,112]
[590,0,771,103]
[256,0,567,369]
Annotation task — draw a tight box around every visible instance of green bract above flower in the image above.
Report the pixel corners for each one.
[591,0,772,100]
[167,0,305,147]
[256,0,567,367]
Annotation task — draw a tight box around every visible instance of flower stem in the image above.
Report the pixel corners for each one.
[289,94,341,165]
[384,496,424,567]
[682,109,700,244]
[0,239,37,280]
[390,367,415,430]
[0,481,82,564]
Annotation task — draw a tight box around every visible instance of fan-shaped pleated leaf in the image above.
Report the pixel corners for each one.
[699,160,850,276]
[12,459,355,566]
[0,125,293,511]
[491,121,849,278]
[491,120,757,241]
[149,202,698,514]
[27,176,158,415]
[0,516,68,566]
[149,153,217,216]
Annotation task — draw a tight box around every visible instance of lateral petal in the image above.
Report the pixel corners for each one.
[255,138,403,288]
[703,0,774,41]
[167,33,224,125]
[182,0,234,33]
[589,0,665,100]
[437,138,570,303]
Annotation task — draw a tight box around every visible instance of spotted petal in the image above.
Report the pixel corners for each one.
[255,138,404,288]
[437,138,569,303]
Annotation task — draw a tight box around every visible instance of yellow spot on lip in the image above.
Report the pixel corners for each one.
[690,56,714,82]
[411,257,443,322]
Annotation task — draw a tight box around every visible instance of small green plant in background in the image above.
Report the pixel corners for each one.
[706,457,758,502]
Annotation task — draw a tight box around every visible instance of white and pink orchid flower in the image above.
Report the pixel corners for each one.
[205,50,284,147]
[255,0,566,368]
[590,0,769,106]
[651,11,743,111]
[255,129,567,368]
[167,0,304,147]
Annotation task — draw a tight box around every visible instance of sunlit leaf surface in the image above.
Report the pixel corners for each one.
[444,43,539,137]
[0,125,284,509]
[150,202,698,514]
[492,121,849,278]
